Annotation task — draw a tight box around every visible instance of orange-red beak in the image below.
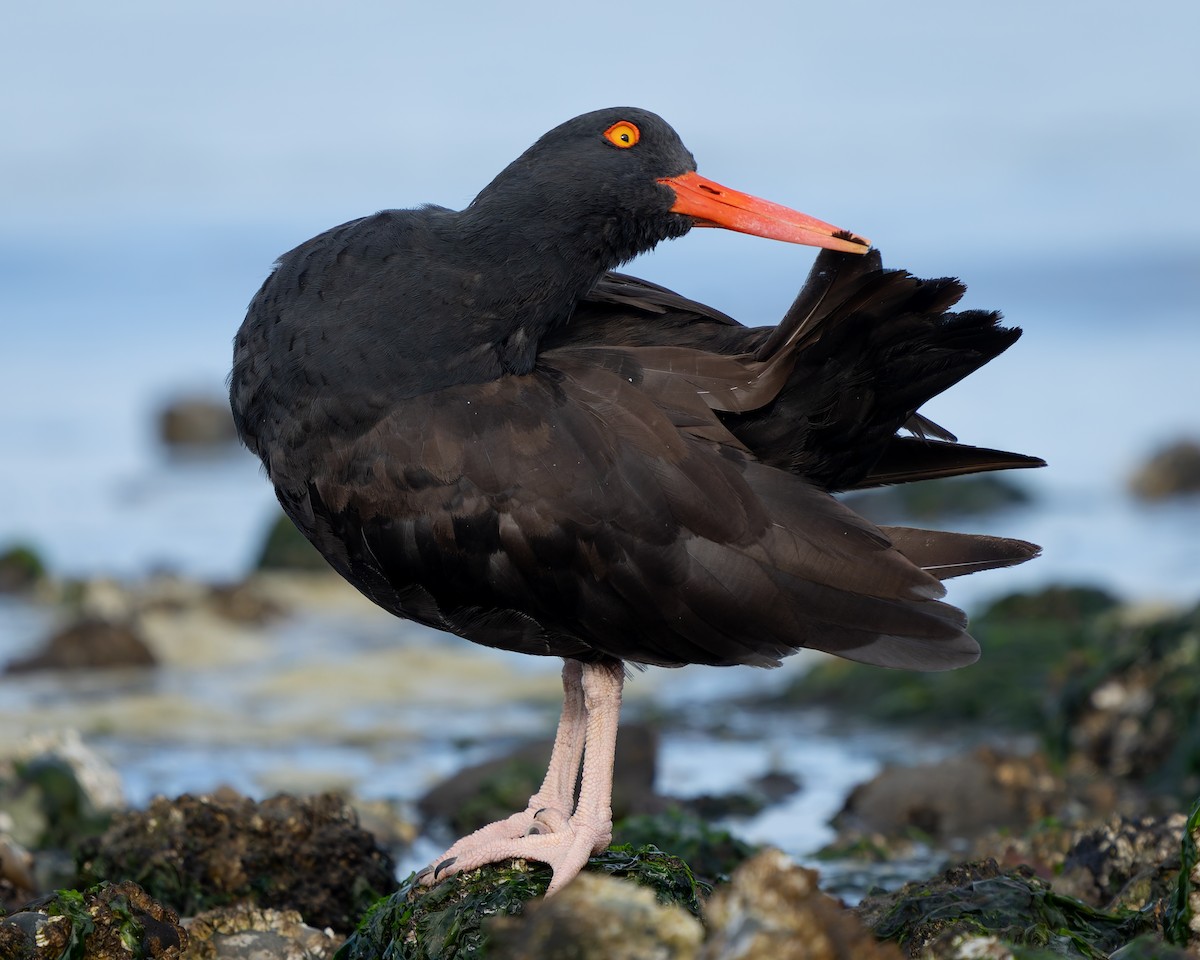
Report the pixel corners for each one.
[658,170,870,254]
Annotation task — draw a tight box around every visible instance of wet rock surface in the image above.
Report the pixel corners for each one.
[833,746,1065,845]
[0,833,36,913]
[21,574,337,691]
[1056,601,1200,797]
[856,858,1152,959]
[0,880,186,959]
[1129,438,1200,501]
[1054,813,1189,911]
[202,580,286,625]
[77,791,396,933]
[3,578,1199,957]
[701,849,903,960]
[488,871,704,960]
[339,846,708,960]
[51,572,297,629]
[4,617,157,673]
[182,904,343,960]
[0,730,124,873]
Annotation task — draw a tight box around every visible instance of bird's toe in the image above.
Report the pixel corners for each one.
[528,807,572,835]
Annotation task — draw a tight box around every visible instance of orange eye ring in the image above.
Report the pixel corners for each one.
[603,121,640,149]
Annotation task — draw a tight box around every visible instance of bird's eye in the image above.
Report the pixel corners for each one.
[603,121,640,149]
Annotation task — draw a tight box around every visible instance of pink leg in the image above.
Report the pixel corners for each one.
[420,658,625,897]
[423,660,586,864]
[531,658,588,819]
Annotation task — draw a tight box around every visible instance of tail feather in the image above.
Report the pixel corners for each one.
[853,438,1047,488]
[726,249,1039,491]
[553,249,1044,670]
[883,526,1042,580]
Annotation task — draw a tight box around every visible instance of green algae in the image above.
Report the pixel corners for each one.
[613,808,758,885]
[864,861,1154,959]
[337,845,706,960]
[1166,795,1200,947]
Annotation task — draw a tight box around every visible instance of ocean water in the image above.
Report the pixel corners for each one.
[2,0,1198,871]
[3,231,1197,602]
[1,232,1196,862]
[5,0,1198,595]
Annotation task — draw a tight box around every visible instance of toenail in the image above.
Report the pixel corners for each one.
[433,857,458,880]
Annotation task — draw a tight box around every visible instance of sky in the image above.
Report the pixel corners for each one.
[1,0,1198,590]
[5,1,1197,264]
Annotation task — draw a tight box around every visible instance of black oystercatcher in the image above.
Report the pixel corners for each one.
[230,107,1042,895]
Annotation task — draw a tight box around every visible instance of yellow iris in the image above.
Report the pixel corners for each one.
[603,121,640,149]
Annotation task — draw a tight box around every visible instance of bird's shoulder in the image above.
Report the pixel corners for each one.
[252,206,460,308]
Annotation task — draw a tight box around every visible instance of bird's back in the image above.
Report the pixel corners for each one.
[232,246,1039,671]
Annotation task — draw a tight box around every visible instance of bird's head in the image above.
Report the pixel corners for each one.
[468,106,870,269]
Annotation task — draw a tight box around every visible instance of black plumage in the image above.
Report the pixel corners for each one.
[229,106,1042,891]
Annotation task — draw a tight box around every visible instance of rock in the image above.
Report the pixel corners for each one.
[77,791,395,933]
[4,617,156,673]
[1056,601,1200,796]
[856,858,1152,959]
[0,729,125,851]
[964,812,1087,888]
[255,512,330,572]
[488,872,704,960]
[158,396,238,451]
[345,796,420,853]
[1129,439,1200,501]
[182,905,342,959]
[204,580,285,625]
[0,880,186,959]
[0,834,35,912]
[418,723,659,836]
[0,543,46,593]
[700,849,902,960]
[773,587,1200,808]
[1055,813,1188,910]
[69,576,142,621]
[338,846,707,960]
[833,747,1064,844]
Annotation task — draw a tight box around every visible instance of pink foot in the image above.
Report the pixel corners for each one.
[419,659,624,897]
[422,806,613,897]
